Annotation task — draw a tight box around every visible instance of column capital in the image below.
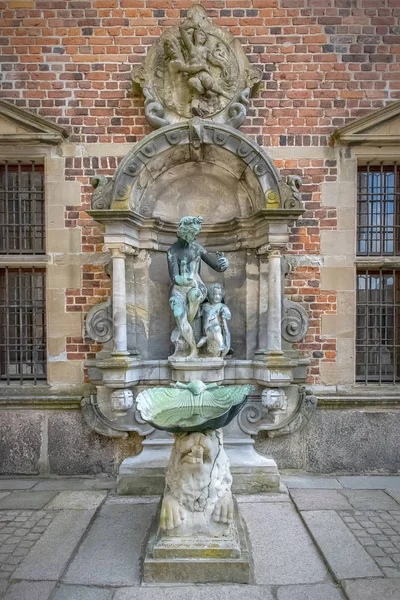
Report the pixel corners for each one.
[257,243,286,257]
[103,244,138,258]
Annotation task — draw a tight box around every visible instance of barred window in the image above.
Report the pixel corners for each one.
[0,160,46,385]
[357,163,400,383]
[357,164,400,256]
[0,162,45,254]
[356,270,400,384]
[0,268,46,383]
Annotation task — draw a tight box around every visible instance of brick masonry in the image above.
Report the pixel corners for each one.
[1,0,399,384]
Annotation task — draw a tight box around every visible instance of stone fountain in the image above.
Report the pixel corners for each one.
[82,4,315,584]
[136,377,253,583]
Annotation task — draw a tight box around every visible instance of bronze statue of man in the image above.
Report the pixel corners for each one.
[167,216,229,358]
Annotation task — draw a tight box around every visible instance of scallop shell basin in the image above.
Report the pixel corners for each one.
[136,381,254,433]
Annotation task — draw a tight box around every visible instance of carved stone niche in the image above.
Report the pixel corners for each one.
[131,5,261,130]
[83,120,314,491]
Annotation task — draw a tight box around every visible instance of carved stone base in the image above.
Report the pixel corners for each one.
[168,357,225,383]
[142,500,250,584]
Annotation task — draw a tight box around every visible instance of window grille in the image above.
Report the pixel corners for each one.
[356,269,400,384]
[0,162,45,254]
[0,267,46,384]
[357,164,400,256]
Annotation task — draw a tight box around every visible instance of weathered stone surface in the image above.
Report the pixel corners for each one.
[276,583,345,600]
[0,479,38,490]
[114,586,273,600]
[46,491,107,510]
[290,490,352,511]
[255,428,305,470]
[48,411,114,475]
[63,503,156,586]
[0,491,56,510]
[0,412,43,475]
[53,585,113,600]
[305,410,400,473]
[3,581,56,600]
[283,475,342,489]
[342,490,400,511]
[343,578,400,600]
[301,511,382,580]
[240,503,328,584]
[13,510,95,580]
[339,476,400,490]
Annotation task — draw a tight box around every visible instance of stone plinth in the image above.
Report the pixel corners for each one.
[143,500,250,584]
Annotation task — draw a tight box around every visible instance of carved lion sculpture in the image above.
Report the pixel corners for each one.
[160,429,234,537]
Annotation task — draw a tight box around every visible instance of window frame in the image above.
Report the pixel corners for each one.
[356,162,400,386]
[0,154,49,386]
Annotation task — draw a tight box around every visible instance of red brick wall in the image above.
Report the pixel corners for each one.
[1,0,398,383]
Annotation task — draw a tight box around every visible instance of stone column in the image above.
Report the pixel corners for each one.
[266,245,283,355]
[104,244,137,356]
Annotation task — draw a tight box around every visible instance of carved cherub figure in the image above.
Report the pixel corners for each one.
[178,12,231,102]
[197,283,231,358]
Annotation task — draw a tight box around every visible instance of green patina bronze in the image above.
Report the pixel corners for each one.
[136,380,254,433]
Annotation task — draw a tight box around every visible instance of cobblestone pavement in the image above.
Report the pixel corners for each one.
[0,475,399,599]
[0,510,55,587]
[338,509,400,577]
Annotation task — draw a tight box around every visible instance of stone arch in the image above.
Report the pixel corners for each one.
[105,121,282,223]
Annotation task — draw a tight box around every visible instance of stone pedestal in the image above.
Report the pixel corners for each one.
[143,500,250,584]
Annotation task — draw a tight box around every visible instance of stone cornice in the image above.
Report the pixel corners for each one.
[332,100,400,146]
[0,99,68,145]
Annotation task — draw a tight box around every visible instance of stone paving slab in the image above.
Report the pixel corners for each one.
[46,491,107,510]
[302,510,383,580]
[63,503,157,587]
[386,490,400,504]
[343,578,400,599]
[276,583,345,599]
[338,476,400,490]
[113,586,274,600]
[32,479,102,492]
[289,489,353,511]
[105,495,160,505]
[0,480,38,491]
[3,580,56,600]
[13,509,95,581]
[53,584,113,599]
[0,491,57,510]
[31,477,116,492]
[240,502,328,585]
[341,490,400,511]
[282,476,342,489]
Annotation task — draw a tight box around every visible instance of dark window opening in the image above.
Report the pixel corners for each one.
[357,164,400,256]
[0,267,46,384]
[0,162,45,255]
[356,270,400,384]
